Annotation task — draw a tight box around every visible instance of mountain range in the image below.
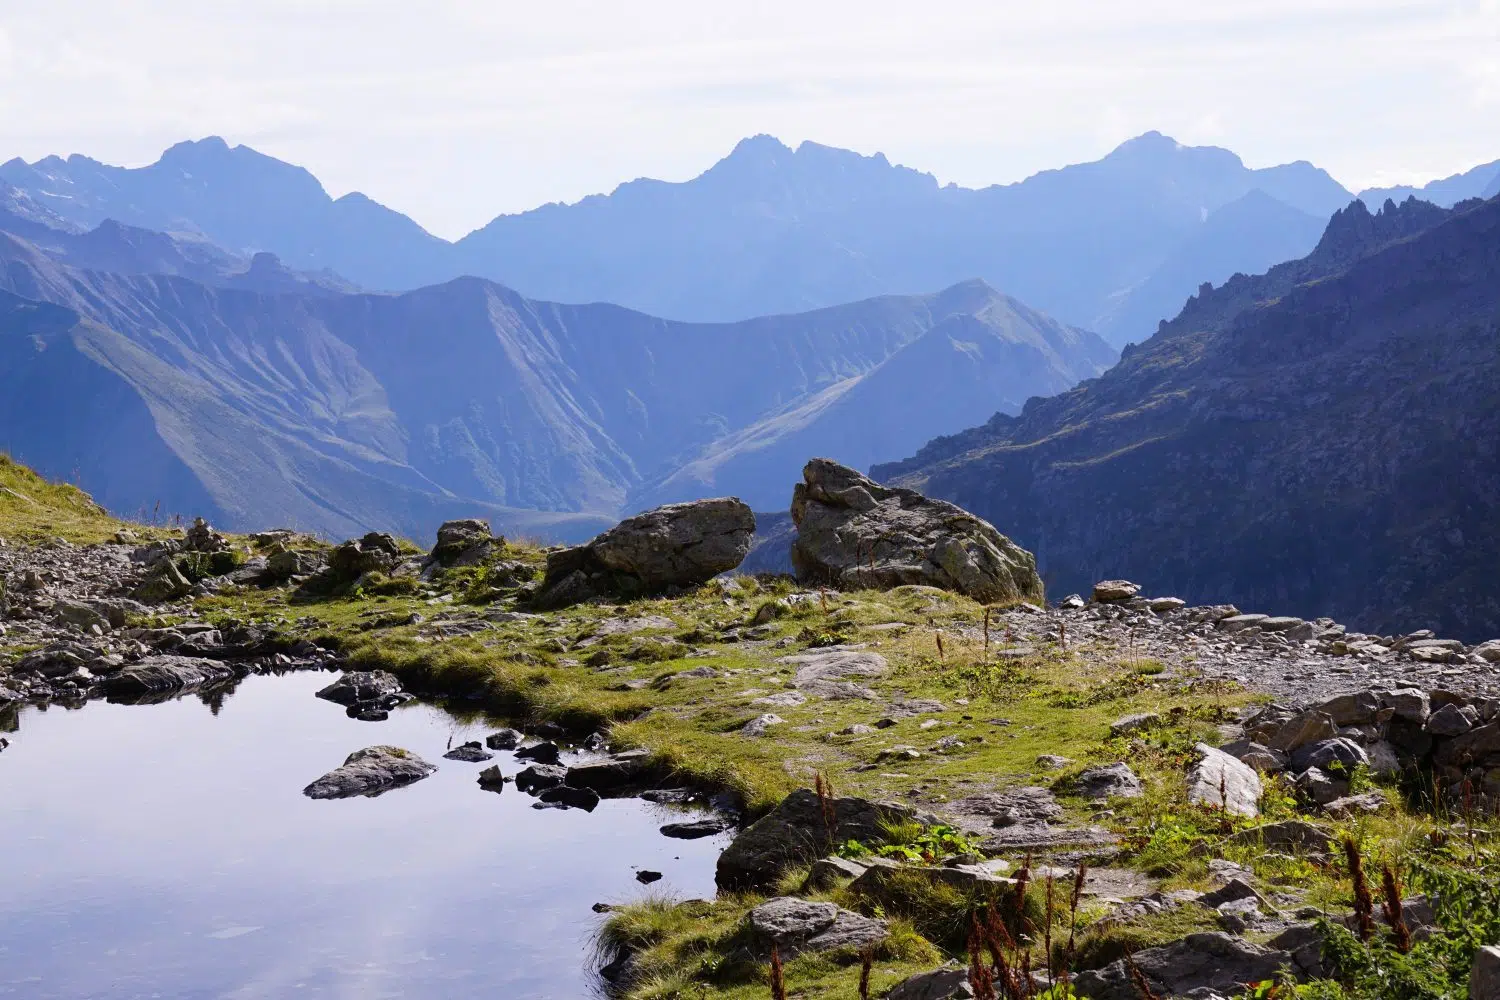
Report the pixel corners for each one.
[876,192,1500,640]
[4,132,1366,347]
[0,214,1113,539]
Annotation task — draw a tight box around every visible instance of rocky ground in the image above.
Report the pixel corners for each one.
[4,459,1500,999]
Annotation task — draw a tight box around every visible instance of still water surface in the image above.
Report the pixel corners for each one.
[0,672,726,999]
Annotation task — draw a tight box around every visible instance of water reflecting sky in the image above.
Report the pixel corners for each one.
[0,672,726,999]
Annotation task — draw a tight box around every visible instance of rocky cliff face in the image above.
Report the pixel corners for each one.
[876,195,1500,641]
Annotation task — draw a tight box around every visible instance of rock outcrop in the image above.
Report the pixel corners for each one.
[716,788,913,891]
[533,498,754,608]
[789,459,1043,605]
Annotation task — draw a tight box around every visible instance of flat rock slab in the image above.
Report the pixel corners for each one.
[717,788,912,891]
[779,649,888,700]
[102,656,235,700]
[744,896,889,959]
[303,746,437,799]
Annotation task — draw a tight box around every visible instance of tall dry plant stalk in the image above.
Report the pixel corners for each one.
[968,916,1000,1000]
[858,949,873,1000]
[814,772,837,848]
[936,630,946,662]
[1344,837,1376,943]
[984,607,993,657]
[769,944,787,1000]
[1381,865,1413,954]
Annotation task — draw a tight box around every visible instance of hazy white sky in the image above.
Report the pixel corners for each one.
[1,1,1497,239]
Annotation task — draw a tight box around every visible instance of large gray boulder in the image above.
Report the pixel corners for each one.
[1187,743,1262,817]
[716,788,912,891]
[303,746,437,799]
[789,459,1043,604]
[533,498,754,608]
[1072,932,1286,1000]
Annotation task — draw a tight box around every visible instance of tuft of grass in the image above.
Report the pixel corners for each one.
[0,454,133,544]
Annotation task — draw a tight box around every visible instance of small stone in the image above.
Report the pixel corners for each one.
[742,713,786,737]
[1323,791,1389,818]
[477,765,507,790]
[443,741,494,763]
[515,741,562,765]
[1035,754,1073,770]
[635,870,663,884]
[515,763,568,792]
[1148,597,1186,613]
[538,784,601,811]
[660,817,733,839]
[485,728,523,750]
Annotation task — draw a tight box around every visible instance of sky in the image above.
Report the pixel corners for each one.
[1,1,1497,239]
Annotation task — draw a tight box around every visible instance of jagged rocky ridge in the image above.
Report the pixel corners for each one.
[878,193,1500,641]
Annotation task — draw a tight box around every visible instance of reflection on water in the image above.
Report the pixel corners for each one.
[0,672,727,999]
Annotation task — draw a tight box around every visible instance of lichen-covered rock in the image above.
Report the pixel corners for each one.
[788,459,1043,604]
[302,746,436,799]
[533,498,754,608]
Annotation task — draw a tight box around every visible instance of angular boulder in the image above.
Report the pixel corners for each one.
[788,459,1043,605]
[431,519,495,566]
[1187,743,1262,817]
[327,532,402,583]
[1093,580,1141,603]
[303,746,437,799]
[1072,932,1287,1000]
[533,498,754,608]
[716,788,912,891]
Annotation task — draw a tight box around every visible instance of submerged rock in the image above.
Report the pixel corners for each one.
[789,459,1043,605]
[303,746,437,799]
[443,742,494,763]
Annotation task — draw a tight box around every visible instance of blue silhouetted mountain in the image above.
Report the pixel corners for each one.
[2,132,1355,346]
[1359,158,1500,209]
[0,138,452,290]
[0,217,1113,538]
